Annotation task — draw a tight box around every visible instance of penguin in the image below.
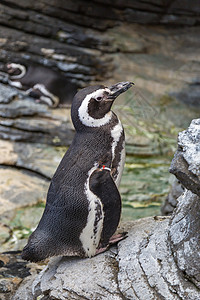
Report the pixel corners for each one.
[6,62,78,107]
[21,81,134,262]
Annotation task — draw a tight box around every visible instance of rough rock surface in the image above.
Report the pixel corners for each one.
[12,217,200,300]
[161,177,184,215]
[169,118,200,287]
[0,252,44,300]
[169,190,200,287]
[0,167,49,215]
[162,119,200,215]
[0,86,74,146]
[170,119,200,197]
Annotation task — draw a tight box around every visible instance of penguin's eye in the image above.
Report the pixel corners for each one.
[96,96,102,101]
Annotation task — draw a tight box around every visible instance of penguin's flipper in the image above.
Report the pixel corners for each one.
[89,168,122,249]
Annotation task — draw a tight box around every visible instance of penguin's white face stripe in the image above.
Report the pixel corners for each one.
[78,89,112,127]
[79,163,104,257]
[8,63,26,79]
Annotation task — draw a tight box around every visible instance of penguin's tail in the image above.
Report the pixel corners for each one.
[21,243,44,263]
[21,230,51,262]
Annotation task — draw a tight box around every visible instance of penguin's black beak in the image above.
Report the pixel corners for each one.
[107,81,134,100]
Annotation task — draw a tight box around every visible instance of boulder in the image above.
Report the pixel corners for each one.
[170,118,200,197]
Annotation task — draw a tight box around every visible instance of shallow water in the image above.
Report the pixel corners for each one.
[121,154,172,221]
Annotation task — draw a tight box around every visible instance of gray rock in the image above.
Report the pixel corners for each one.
[23,218,199,300]
[0,90,74,146]
[168,118,200,286]
[0,167,49,216]
[0,252,44,300]
[169,190,200,287]
[170,118,200,196]
[0,140,65,179]
[0,1,200,109]
[161,177,184,215]
[0,83,17,104]
[171,84,200,107]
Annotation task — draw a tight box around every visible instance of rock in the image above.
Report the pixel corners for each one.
[169,190,200,287]
[170,84,200,107]
[0,224,11,246]
[161,177,184,215]
[168,118,200,286]
[14,217,199,300]
[0,167,49,216]
[0,140,18,166]
[0,83,17,104]
[0,89,74,146]
[0,140,66,179]
[0,1,200,108]
[0,252,44,300]
[170,118,200,197]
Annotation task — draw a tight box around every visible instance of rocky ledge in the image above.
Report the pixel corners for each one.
[3,118,198,299]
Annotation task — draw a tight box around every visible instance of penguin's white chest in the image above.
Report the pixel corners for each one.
[111,121,126,187]
[111,121,123,158]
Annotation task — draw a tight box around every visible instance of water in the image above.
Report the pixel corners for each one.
[121,154,172,221]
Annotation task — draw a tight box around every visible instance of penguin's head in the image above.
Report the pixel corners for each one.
[7,63,26,79]
[71,81,133,130]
